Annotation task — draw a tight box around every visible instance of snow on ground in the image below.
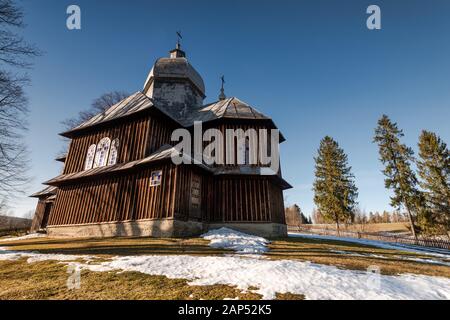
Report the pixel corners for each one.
[61,254,450,300]
[0,247,93,263]
[0,233,46,242]
[0,229,450,300]
[329,249,450,267]
[290,233,450,258]
[201,228,269,254]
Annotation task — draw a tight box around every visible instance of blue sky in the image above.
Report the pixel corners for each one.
[9,0,450,217]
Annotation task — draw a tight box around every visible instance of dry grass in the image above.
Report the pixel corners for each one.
[0,236,228,258]
[0,259,263,300]
[0,234,448,300]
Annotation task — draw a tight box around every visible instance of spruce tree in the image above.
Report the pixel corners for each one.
[373,115,420,238]
[313,136,358,234]
[417,130,450,236]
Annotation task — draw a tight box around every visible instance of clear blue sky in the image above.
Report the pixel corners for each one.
[10,0,450,217]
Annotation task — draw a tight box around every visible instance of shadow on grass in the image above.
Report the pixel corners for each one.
[0,237,230,257]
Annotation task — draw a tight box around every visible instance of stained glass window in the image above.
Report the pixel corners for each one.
[108,139,119,165]
[84,144,97,170]
[93,137,111,168]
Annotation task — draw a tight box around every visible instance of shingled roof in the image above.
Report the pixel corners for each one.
[143,57,206,97]
[61,92,277,136]
[61,92,154,137]
[44,145,212,185]
[172,97,270,126]
[30,185,57,198]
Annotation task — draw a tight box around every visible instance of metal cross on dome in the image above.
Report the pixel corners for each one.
[176,31,183,48]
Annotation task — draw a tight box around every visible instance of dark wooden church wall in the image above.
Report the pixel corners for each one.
[171,166,286,224]
[172,166,192,220]
[268,181,286,224]
[64,113,175,174]
[204,176,285,224]
[49,164,177,226]
[133,165,177,221]
[30,199,47,232]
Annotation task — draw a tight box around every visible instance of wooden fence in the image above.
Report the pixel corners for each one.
[288,225,450,251]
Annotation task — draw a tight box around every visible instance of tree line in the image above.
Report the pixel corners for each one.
[311,208,410,225]
[285,205,312,225]
[312,115,449,239]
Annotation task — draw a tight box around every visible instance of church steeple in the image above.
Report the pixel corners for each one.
[169,44,186,58]
[143,33,206,107]
[170,31,186,58]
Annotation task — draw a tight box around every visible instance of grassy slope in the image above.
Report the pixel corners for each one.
[0,235,449,300]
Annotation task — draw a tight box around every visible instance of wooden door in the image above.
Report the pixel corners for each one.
[189,173,202,220]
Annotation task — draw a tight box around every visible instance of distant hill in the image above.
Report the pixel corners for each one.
[0,215,32,232]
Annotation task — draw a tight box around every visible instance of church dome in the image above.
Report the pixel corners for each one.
[143,48,205,98]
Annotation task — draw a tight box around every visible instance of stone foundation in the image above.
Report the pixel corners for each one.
[47,219,287,239]
[47,219,204,238]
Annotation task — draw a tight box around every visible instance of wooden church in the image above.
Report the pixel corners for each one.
[30,43,291,238]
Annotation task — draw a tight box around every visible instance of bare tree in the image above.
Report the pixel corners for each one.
[0,0,40,202]
[58,91,129,156]
[0,197,7,215]
[62,91,129,130]
[0,0,39,67]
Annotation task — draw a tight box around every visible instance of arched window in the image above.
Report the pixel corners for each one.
[84,144,97,170]
[93,137,111,168]
[107,139,119,165]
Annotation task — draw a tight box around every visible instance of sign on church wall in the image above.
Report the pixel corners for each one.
[150,170,162,187]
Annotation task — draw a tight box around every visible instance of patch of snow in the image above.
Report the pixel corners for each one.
[400,257,450,267]
[201,228,269,254]
[0,233,46,242]
[73,254,450,300]
[290,233,450,258]
[328,249,450,267]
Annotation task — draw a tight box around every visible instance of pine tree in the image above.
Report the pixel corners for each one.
[373,115,420,239]
[417,130,450,236]
[313,136,358,234]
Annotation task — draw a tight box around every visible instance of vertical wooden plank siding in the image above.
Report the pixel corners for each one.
[30,200,47,232]
[198,175,285,224]
[48,164,177,226]
[49,167,285,226]
[64,114,174,174]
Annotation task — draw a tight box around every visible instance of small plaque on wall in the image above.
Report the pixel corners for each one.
[150,170,162,187]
